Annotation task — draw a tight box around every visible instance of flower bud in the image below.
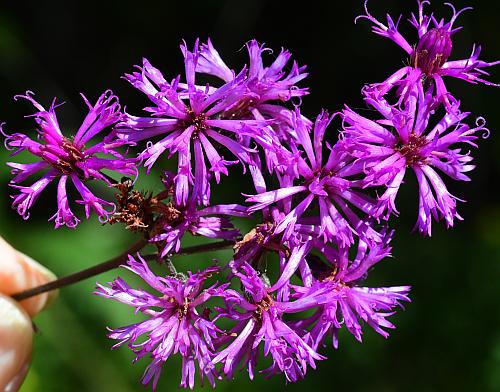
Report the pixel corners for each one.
[413,28,453,75]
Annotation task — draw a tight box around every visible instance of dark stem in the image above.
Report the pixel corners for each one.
[11,239,235,301]
[175,239,236,256]
[11,238,148,302]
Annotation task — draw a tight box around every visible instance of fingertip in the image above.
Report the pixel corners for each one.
[0,294,33,391]
[0,238,57,317]
[17,253,58,317]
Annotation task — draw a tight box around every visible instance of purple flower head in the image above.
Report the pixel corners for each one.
[232,218,316,305]
[356,1,499,106]
[246,110,381,247]
[342,83,488,235]
[198,38,308,107]
[197,39,310,171]
[95,255,226,390]
[145,171,248,257]
[150,200,248,258]
[212,263,324,382]
[1,91,136,227]
[244,39,309,103]
[117,40,282,207]
[234,165,317,300]
[413,26,453,76]
[293,233,410,349]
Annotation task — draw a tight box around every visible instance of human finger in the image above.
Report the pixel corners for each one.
[0,237,57,317]
[0,294,33,392]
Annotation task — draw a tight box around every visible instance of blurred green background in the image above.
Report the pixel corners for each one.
[0,0,499,391]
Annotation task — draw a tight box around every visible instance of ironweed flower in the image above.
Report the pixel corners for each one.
[232,39,310,169]
[342,84,488,235]
[356,1,499,107]
[1,91,136,227]
[213,263,324,382]
[247,110,381,247]
[293,234,410,349]
[198,39,308,114]
[234,166,313,295]
[95,255,225,390]
[113,171,249,257]
[117,40,281,208]
[150,200,248,258]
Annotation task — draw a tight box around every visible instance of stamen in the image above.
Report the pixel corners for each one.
[395,133,428,166]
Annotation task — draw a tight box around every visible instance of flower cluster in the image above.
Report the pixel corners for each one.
[1,1,496,390]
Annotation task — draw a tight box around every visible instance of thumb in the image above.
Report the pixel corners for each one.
[0,237,57,317]
[0,294,33,392]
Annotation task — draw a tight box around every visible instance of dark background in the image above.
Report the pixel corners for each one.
[0,1,499,391]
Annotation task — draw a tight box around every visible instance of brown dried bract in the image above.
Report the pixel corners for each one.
[108,179,153,232]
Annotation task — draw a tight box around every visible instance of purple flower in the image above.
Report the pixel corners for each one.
[246,110,381,247]
[233,218,315,303]
[150,200,248,258]
[342,83,488,235]
[198,39,310,171]
[212,263,324,382]
[198,39,308,107]
[231,165,316,302]
[95,255,225,390]
[1,90,136,227]
[293,234,410,349]
[356,1,499,106]
[117,40,278,207]
[143,171,248,257]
